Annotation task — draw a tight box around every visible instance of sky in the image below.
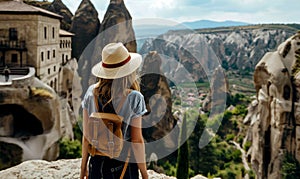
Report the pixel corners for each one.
[57,0,300,25]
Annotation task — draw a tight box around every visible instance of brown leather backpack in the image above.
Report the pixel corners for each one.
[87,94,126,158]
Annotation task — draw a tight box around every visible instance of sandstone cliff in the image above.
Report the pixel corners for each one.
[244,31,300,178]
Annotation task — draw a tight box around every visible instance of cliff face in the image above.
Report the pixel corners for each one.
[244,31,300,178]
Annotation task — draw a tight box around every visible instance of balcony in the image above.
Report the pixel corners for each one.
[0,40,27,51]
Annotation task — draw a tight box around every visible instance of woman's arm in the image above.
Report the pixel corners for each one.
[131,116,148,179]
[80,109,89,179]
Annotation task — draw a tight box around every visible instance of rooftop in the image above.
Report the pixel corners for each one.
[0,0,62,19]
[59,29,74,37]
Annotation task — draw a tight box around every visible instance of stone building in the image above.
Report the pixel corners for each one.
[0,0,73,92]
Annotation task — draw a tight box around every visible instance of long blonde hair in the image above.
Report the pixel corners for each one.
[93,71,140,111]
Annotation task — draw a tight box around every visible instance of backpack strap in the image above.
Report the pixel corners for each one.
[120,90,133,179]
[120,149,131,179]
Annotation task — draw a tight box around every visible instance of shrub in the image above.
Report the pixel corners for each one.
[243,141,252,152]
[248,170,256,179]
[30,87,53,99]
[232,149,242,163]
[59,137,81,159]
[281,153,300,179]
[226,134,235,142]
[162,161,176,176]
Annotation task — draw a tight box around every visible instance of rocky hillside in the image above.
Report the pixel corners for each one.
[244,31,300,178]
[140,25,299,82]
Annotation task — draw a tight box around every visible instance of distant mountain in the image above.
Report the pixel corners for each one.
[180,20,249,29]
[134,19,249,39]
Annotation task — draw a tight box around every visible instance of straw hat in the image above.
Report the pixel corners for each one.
[91,42,142,79]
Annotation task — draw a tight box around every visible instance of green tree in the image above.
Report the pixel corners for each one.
[176,113,189,179]
[189,114,220,176]
[281,153,300,179]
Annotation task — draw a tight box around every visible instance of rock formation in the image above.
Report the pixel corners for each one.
[99,0,137,52]
[70,0,100,61]
[141,51,178,147]
[78,0,137,94]
[58,58,83,138]
[140,31,226,83]
[244,31,300,178]
[24,0,73,31]
[46,0,73,30]
[0,159,177,179]
[140,26,297,79]
[0,74,62,169]
[202,65,229,114]
[0,61,82,170]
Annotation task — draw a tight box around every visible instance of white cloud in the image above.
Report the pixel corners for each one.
[150,0,176,9]
[59,0,300,24]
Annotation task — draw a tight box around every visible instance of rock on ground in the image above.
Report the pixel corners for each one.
[0,159,177,179]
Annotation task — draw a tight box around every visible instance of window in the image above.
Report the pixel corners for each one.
[11,54,18,63]
[9,28,18,41]
[44,27,47,39]
[62,54,64,63]
[52,27,55,39]
[66,55,68,61]
[48,68,50,75]
[53,66,56,72]
[53,50,55,58]
[54,78,57,91]
[41,52,44,61]
[47,51,50,59]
